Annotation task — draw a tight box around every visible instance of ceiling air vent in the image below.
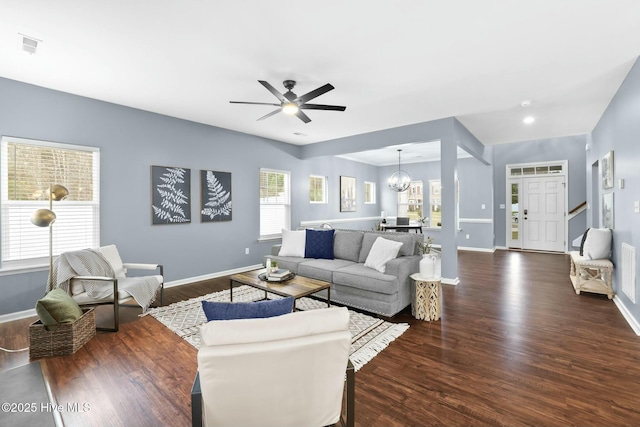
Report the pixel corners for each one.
[20,34,40,54]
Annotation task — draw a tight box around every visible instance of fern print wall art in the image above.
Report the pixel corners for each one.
[151,165,191,224]
[200,170,232,222]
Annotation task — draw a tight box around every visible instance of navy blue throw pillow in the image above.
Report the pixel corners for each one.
[201,297,294,321]
[305,229,335,259]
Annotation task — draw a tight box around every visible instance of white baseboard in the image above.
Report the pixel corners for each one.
[441,277,460,286]
[457,246,496,253]
[613,296,640,336]
[0,307,37,323]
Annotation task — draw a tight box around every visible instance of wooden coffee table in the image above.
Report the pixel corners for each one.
[230,269,331,308]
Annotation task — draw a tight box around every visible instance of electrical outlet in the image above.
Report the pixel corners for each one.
[481,204,486,209]
[245,248,250,255]
[635,201,640,214]
[465,234,470,239]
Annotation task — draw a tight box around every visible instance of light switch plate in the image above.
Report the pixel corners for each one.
[634,201,640,214]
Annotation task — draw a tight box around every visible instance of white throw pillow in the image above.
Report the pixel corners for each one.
[364,237,403,273]
[582,228,612,260]
[278,229,306,257]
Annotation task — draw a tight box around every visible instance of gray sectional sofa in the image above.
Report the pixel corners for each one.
[267,230,421,317]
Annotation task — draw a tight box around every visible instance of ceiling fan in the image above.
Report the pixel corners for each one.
[230,80,346,123]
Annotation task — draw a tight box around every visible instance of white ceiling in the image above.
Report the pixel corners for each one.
[336,141,472,166]
[1,1,639,149]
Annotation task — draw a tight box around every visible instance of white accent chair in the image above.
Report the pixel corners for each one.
[191,307,355,427]
[70,245,164,332]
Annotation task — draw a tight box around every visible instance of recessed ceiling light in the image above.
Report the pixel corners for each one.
[520,99,532,107]
[293,132,307,137]
[523,116,535,124]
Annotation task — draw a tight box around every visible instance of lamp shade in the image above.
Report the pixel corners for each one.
[31,208,56,227]
[50,184,69,201]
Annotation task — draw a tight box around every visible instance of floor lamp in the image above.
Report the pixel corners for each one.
[30,184,69,293]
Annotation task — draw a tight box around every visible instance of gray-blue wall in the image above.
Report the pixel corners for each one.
[588,56,640,328]
[492,135,588,248]
[0,77,381,315]
[0,73,600,317]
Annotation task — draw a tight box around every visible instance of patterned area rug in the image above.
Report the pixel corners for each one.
[144,285,409,371]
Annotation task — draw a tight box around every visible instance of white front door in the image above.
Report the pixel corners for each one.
[522,176,565,252]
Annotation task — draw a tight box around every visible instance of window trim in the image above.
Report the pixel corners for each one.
[364,181,376,204]
[309,174,328,204]
[397,180,423,220]
[1,136,100,271]
[259,168,291,241]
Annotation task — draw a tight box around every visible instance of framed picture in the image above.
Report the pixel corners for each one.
[602,150,614,190]
[340,176,356,212]
[602,192,614,229]
[151,165,191,224]
[200,170,232,222]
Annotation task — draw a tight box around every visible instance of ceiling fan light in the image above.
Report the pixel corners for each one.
[282,102,299,115]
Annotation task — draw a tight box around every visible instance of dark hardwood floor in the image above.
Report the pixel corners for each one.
[2,250,640,426]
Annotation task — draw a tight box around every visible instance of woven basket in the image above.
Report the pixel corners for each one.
[29,308,96,359]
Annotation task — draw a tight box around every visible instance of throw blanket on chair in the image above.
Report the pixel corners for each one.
[51,249,160,311]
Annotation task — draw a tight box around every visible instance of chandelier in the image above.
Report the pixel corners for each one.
[387,149,411,192]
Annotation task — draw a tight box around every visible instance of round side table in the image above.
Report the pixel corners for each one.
[410,273,442,321]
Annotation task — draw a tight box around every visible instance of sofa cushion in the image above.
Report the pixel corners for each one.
[364,237,403,273]
[201,297,294,321]
[304,229,335,259]
[333,263,399,295]
[298,259,355,282]
[358,232,417,263]
[333,231,364,262]
[278,229,306,257]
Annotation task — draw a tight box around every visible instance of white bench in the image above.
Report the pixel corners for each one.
[569,251,614,299]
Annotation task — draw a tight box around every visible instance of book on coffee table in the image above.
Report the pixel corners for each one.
[269,269,291,278]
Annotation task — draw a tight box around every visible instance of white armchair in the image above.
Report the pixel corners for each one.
[60,245,164,332]
[191,307,355,427]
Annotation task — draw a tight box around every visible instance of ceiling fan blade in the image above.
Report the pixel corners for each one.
[230,101,281,106]
[295,110,312,123]
[295,83,334,104]
[299,104,346,111]
[258,80,287,102]
[257,108,282,121]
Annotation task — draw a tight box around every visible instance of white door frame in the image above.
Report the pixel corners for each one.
[506,160,569,252]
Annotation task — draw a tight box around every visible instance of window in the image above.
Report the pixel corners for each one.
[259,169,290,240]
[1,136,100,269]
[427,179,459,228]
[364,181,376,204]
[398,181,423,220]
[429,180,441,227]
[309,175,327,204]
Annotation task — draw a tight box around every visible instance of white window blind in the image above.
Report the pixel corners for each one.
[1,136,100,269]
[259,169,290,239]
